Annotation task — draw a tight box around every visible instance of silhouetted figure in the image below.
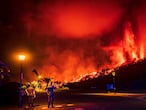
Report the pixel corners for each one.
[25,84,36,107]
[46,82,56,108]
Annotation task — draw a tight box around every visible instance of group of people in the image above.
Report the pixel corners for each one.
[25,82,56,108]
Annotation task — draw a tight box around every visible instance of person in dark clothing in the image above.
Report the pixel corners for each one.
[46,82,56,108]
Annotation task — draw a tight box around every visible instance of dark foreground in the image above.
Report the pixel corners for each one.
[0,90,146,110]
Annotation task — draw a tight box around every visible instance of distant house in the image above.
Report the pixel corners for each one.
[0,61,10,86]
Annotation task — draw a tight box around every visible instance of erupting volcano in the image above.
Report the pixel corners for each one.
[32,21,145,83]
[22,0,146,83]
[1,0,146,83]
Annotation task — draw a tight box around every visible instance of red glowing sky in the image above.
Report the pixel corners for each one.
[0,0,146,82]
[24,0,123,38]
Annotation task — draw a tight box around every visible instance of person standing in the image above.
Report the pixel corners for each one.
[25,84,36,107]
[46,82,56,108]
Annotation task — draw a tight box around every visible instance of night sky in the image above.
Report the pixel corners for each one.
[0,0,146,83]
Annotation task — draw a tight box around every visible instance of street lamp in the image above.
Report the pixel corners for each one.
[112,71,116,92]
[18,54,25,108]
[38,75,42,80]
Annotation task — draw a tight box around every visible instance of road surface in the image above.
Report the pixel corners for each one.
[0,91,146,110]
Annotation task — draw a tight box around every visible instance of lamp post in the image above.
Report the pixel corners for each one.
[18,55,25,108]
[112,71,116,92]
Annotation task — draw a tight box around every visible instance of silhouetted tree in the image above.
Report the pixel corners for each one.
[43,78,51,88]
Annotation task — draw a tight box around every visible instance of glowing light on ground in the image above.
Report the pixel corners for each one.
[78,92,146,97]
[66,104,74,107]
